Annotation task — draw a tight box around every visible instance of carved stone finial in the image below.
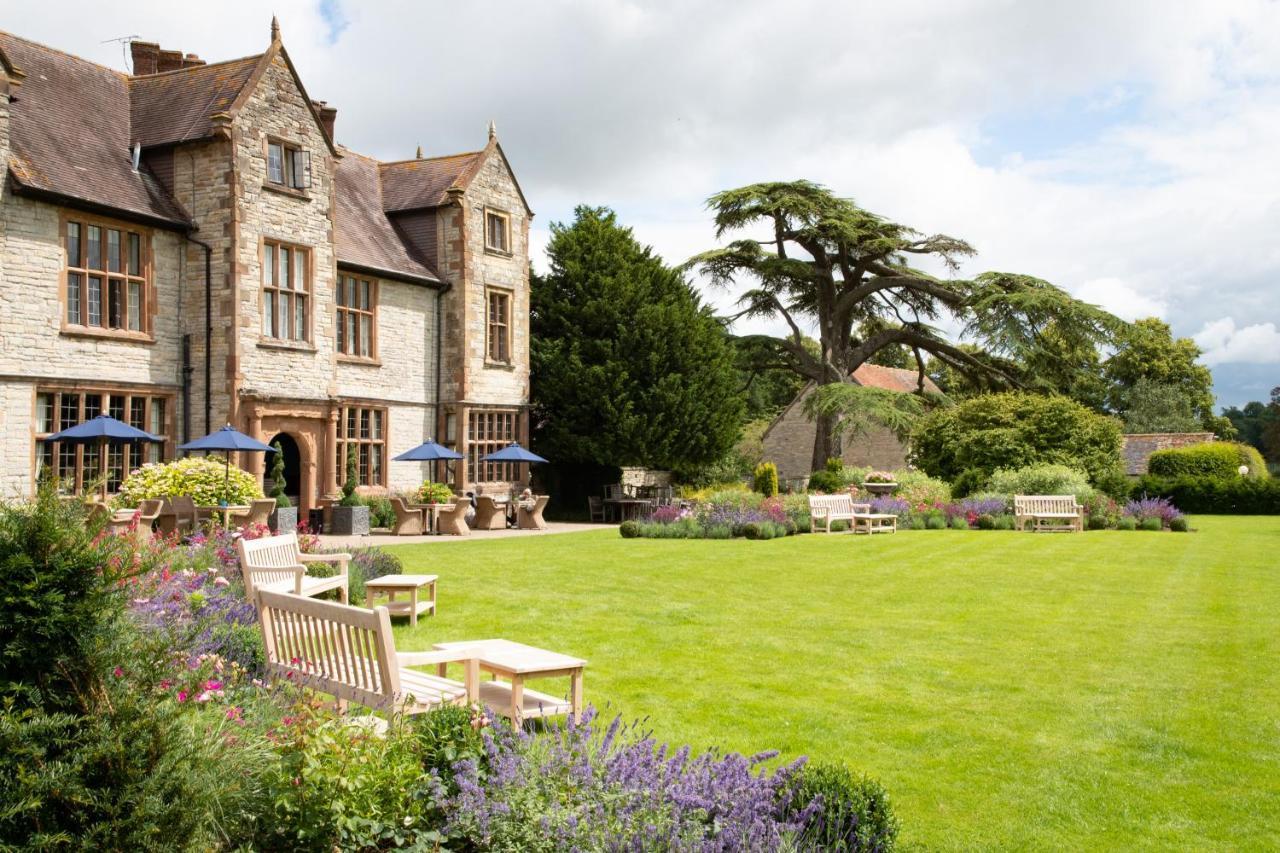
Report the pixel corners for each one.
[488,119,497,141]
[415,145,423,159]
[271,16,281,42]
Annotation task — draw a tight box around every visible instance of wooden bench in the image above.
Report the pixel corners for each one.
[808,494,868,532]
[235,532,351,603]
[1014,495,1084,532]
[256,589,480,716]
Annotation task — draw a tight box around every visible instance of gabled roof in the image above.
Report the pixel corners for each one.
[128,54,262,148]
[0,31,190,227]
[379,150,486,212]
[851,363,942,395]
[335,150,441,285]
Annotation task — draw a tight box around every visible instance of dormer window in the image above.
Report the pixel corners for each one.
[485,208,511,254]
[267,140,311,190]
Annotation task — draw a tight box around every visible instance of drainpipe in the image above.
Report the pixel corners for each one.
[435,279,453,483]
[181,335,192,444]
[182,234,214,436]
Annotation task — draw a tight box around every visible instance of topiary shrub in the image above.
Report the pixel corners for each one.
[619,520,641,538]
[808,469,845,494]
[753,461,779,497]
[912,392,1123,484]
[1148,442,1245,479]
[786,761,899,852]
[339,446,361,508]
[1139,516,1162,531]
[1116,516,1137,531]
[988,464,1094,501]
[119,456,263,507]
[950,467,988,498]
[268,443,291,508]
[1169,516,1189,532]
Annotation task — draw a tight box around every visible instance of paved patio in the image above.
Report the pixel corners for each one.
[319,521,610,549]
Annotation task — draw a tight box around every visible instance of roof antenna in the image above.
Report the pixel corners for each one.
[102,35,140,72]
[131,141,141,171]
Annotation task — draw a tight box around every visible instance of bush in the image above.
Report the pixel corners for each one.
[1170,516,1189,532]
[415,481,455,504]
[363,495,396,529]
[992,514,1016,530]
[786,761,899,853]
[1092,465,1134,500]
[1116,516,1137,531]
[1139,516,1162,531]
[912,392,1123,484]
[907,517,927,530]
[1148,442,1247,479]
[118,456,263,507]
[950,467,988,498]
[753,461,779,497]
[924,514,947,530]
[619,520,641,538]
[808,469,845,494]
[339,447,361,508]
[268,442,291,508]
[976,513,996,530]
[893,470,951,507]
[948,516,969,530]
[1131,475,1280,514]
[412,704,486,782]
[988,464,1094,501]
[830,520,850,533]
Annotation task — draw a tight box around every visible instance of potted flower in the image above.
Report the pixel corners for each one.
[863,470,899,495]
[415,481,454,505]
[328,446,369,536]
[267,441,297,534]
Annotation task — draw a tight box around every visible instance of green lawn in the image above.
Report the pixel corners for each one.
[385,517,1280,851]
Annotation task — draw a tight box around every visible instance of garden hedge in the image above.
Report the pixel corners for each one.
[1147,442,1269,479]
[1131,475,1280,514]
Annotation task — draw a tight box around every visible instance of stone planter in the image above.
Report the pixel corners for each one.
[863,481,899,496]
[329,505,369,536]
[269,506,298,535]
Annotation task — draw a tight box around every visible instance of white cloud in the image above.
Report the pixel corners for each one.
[1073,278,1166,322]
[1193,318,1280,365]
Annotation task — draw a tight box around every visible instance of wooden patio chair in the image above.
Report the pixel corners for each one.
[235,532,351,602]
[517,495,549,530]
[436,497,471,536]
[157,495,197,536]
[473,495,508,530]
[241,498,277,527]
[136,499,164,532]
[587,495,606,523]
[89,503,137,535]
[390,497,424,535]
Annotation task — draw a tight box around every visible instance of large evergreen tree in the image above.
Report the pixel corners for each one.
[530,206,743,472]
[689,181,1121,469]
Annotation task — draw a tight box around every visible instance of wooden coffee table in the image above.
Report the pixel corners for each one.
[432,638,586,724]
[365,574,437,625]
[852,513,897,534]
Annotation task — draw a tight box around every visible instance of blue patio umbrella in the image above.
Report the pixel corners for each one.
[393,439,464,462]
[43,414,164,496]
[178,424,275,503]
[480,442,548,464]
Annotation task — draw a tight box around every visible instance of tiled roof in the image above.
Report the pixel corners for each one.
[335,151,441,284]
[0,31,190,226]
[378,151,485,212]
[128,55,262,148]
[852,363,943,395]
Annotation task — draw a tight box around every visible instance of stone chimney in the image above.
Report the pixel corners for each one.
[313,100,337,141]
[130,41,160,75]
[183,53,206,68]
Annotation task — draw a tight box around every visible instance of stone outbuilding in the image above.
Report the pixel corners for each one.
[0,22,532,511]
[761,364,942,481]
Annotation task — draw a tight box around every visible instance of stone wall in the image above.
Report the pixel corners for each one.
[333,275,437,405]
[1121,432,1215,476]
[761,386,913,479]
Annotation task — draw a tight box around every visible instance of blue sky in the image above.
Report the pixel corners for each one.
[10,0,1279,408]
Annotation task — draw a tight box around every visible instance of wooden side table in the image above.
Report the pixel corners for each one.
[365,574,438,625]
[432,638,586,724]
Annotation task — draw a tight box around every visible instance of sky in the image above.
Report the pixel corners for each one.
[8,0,1279,407]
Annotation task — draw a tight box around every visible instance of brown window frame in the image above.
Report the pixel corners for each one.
[467,409,519,484]
[486,288,512,364]
[62,215,151,339]
[34,387,170,494]
[484,208,511,254]
[336,274,377,359]
[266,138,312,191]
[335,404,387,488]
[261,239,311,343]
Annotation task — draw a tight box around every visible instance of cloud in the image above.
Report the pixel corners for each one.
[1193,318,1280,366]
[1073,278,1166,322]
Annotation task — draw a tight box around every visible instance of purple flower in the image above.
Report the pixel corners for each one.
[1124,496,1183,525]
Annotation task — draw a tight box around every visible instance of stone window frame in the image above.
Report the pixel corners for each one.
[60,212,154,343]
[483,207,512,255]
[32,384,172,495]
[467,408,520,484]
[485,286,513,365]
[264,135,312,195]
[260,238,312,345]
[335,273,378,362]
[334,403,388,488]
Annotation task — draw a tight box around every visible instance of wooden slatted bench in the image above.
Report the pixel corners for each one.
[808,494,869,533]
[1014,495,1084,532]
[256,588,481,717]
[236,532,351,603]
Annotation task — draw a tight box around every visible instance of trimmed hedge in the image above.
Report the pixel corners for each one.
[1131,475,1280,514]
[1147,442,1266,480]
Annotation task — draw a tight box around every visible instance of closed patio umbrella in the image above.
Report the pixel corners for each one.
[178,424,275,503]
[43,414,164,498]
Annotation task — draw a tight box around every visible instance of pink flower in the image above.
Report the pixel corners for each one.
[176,690,188,703]
[160,679,172,689]
[112,666,124,678]
[205,679,223,691]
[225,706,243,722]
[213,577,230,587]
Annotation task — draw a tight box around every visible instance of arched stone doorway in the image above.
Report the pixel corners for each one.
[266,432,302,506]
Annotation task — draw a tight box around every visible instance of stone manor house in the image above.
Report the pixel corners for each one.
[0,22,532,513]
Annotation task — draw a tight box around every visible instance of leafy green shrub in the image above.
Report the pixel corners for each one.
[363,495,396,528]
[704,523,733,539]
[992,514,1015,530]
[893,470,950,506]
[1148,442,1245,479]
[1131,475,1280,514]
[415,481,455,504]
[786,761,899,853]
[808,469,845,494]
[269,442,291,508]
[412,704,485,781]
[912,392,1123,484]
[1169,516,1189,532]
[339,446,361,508]
[742,522,762,539]
[830,519,850,533]
[948,516,969,530]
[619,520,641,538]
[1116,516,1137,531]
[907,517,927,530]
[976,513,996,530]
[1092,466,1133,500]
[826,457,844,474]
[950,468,988,498]
[118,456,263,507]
[989,464,1094,501]
[1139,516,1162,531]
[753,461,779,497]
[924,514,947,530]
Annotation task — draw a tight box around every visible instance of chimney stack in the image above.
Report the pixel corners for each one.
[183,53,206,68]
[156,49,184,73]
[130,41,159,75]
[312,100,337,142]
